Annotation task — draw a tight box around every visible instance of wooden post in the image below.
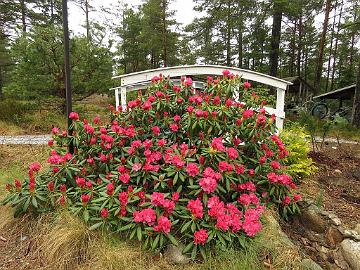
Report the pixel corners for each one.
[121,86,127,112]
[62,0,73,154]
[276,87,286,130]
[115,88,119,111]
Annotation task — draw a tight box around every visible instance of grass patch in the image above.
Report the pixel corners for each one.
[0,208,303,270]
[0,94,112,135]
[0,145,49,198]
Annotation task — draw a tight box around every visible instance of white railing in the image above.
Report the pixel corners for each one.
[111,65,292,130]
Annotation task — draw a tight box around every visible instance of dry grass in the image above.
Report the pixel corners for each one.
[0,120,24,135]
[36,211,92,270]
[0,207,304,270]
[258,210,303,270]
[0,145,49,198]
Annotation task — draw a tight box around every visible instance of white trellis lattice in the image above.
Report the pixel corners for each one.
[111,65,292,130]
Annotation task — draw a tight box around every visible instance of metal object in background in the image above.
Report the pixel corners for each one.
[62,0,74,153]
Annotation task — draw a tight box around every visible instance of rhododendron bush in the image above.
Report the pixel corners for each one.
[3,71,301,260]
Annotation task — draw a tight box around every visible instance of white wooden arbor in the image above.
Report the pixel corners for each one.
[111,65,292,130]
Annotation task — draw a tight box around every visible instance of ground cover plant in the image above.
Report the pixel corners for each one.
[2,71,302,260]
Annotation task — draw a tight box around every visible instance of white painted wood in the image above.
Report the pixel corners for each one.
[120,86,127,111]
[113,65,291,90]
[276,87,286,130]
[111,65,291,129]
[114,88,120,111]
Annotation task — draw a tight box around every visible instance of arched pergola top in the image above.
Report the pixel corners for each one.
[112,65,292,90]
[111,65,292,130]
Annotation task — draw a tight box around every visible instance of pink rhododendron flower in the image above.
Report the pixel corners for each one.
[199,177,217,193]
[119,173,130,184]
[186,163,199,177]
[282,196,291,205]
[142,101,152,110]
[52,127,59,134]
[293,194,301,202]
[133,208,156,225]
[69,112,79,120]
[81,194,90,204]
[151,126,160,136]
[270,160,281,170]
[132,163,142,172]
[242,109,254,119]
[118,191,128,205]
[153,216,171,234]
[107,183,114,196]
[243,81,251,89]
[151,192,165,206]
[172,192,180,202]
[187,198,203,219]
[227,147,238,160]
[194,229,208,245]
[218,161,233,172]
[101,208,109,219]
[211,137,225,151]
[170,123,179,132]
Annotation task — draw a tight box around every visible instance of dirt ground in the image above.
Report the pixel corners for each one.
[303,143,360,228]
[281,142,360,270]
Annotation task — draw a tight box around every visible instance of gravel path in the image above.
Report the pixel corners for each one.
[0,135,51,145]
[314,137,359,145]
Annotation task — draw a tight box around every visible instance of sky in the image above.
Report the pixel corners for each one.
[68,0,198,36]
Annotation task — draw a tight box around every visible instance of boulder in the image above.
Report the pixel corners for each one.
[340,239,360,270]
[164,244,190,265]
[301,258,324,270]
[354,224,360,235]
[325,227,344,248]
[300,205,327,233]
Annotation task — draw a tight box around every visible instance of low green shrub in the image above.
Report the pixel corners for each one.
[280,123,317,180]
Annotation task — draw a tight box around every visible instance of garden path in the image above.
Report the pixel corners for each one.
[0,135,51,145]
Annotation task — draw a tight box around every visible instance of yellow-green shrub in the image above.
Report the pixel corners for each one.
[280,124,317,180]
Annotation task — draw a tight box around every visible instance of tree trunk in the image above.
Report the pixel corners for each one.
[0,66,3,99]
[289,21,296,76]
[161,0,168,67]
[297,16,302,77]
[314,0,331,95]
[351,61,360,127]
[330,0,343,91]
[237,25,243,68]
[50,0,54,23]
[85,0,90,41]
[20,0,26,32]
[325,0,338,92]
[225,0,231,66]
[269,0,282,77]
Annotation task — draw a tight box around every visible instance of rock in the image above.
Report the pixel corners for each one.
[329,250,350,270]
[164,244,190,265]
[334,169,342,174]
[354,224,360,235]
[301,205,327,233]
[325,227,344,248]
[301,258,324,270]
[341,229,360,241]
[340,239,360,270]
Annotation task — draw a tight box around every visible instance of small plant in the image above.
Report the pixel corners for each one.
[3,71,301,260]
[315,189,324,208]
